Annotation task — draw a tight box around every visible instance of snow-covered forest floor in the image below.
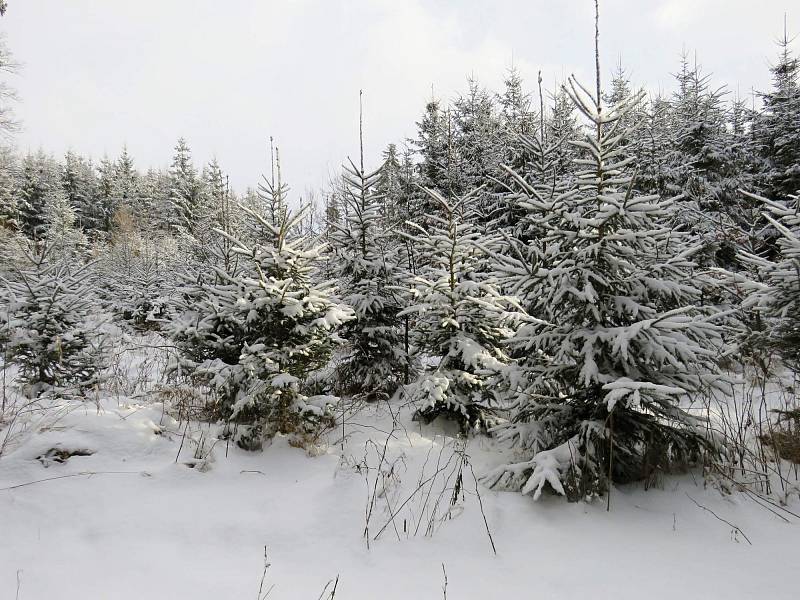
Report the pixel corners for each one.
[1,336,798,600]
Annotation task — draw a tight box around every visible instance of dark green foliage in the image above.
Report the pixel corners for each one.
[1,239,106,396]
[169,203,353,447]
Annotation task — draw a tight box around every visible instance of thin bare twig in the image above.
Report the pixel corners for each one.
[686,493,752,545]
[0,470,149,491]
[317,575,340,600]
[468,460,498,555]
[257,546,274,600]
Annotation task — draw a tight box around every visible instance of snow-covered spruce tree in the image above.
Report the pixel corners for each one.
[484,68,538,233]
[413,98,449,197]
[96,155,117,234]
[401,188,517,432]
[134,167,169,231]
[668,59,732,198]
[375,145,423,380]
[114,146,139,213]
[169,202,353,449]
[546,85,582,182]
[256,138,289,231]
[754,27,800,200]
[0,231,105,397]
[490,71,568,248]
[84,151,180,330]
[661,55,756,269]
[167,138,204,235]
[331,149,408,401]
[17,151,59,240]
[62,151,101,234]
[0,146,18,230]
[495,67,541,179]
[202,158,244,271]
[452,77,502,193]
[487,78,580,231]
[720,97,769,267]
[43,190,87,261]
[376,143,405,230]
[741,191,800,370]
[497,66,536,145]
[186,157,233,265]
[99,207,179,331]
[629,93,673,197]
[410,98,464,225]
[602,62,646,151]
[486,60,729,500]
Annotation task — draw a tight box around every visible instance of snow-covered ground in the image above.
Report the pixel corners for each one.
[1,393,797,600]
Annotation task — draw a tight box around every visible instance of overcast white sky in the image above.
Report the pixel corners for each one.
[1,0,797,195]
